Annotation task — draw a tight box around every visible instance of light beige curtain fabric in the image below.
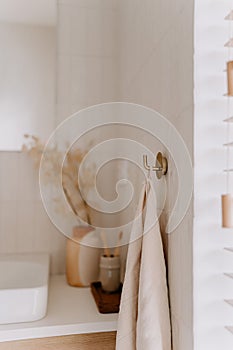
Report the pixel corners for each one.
[116,179,171,350]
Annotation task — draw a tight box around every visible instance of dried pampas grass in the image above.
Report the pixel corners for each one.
[22,134,95,225]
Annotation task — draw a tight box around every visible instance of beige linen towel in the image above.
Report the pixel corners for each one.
[116,178,171,350]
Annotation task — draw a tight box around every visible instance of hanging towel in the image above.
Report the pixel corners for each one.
[116,178,171,350]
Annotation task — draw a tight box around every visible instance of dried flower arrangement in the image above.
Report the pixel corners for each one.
[22,134,95,225]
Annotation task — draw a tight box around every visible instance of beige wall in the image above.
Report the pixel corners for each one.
[118,1,194,349]
[56,0,119,124]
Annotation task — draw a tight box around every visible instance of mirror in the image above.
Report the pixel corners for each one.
[0,0,57,150]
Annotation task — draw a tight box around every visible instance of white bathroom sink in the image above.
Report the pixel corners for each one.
[0,253,50,325]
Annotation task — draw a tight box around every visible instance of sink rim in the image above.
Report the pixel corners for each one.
[0,253,50,325]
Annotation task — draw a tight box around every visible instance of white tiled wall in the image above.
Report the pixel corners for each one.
[194,1,233,349]
[56,0,119,124]
[117,1,194,349]
[0,152,66,274]
[0,20,66,275]
[56,0,124,239]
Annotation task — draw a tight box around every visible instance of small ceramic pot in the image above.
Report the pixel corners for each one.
[222,194,233,228]
[99,255,120,293]
[227,61,233,96]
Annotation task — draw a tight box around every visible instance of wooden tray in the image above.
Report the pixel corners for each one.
[91,282,122,314]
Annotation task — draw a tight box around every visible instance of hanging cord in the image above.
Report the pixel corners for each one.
[226,15,232,192]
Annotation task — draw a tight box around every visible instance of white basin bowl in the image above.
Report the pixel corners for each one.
[0,253,50,324]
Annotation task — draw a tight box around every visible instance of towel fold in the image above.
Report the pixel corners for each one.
[116,179,171,350]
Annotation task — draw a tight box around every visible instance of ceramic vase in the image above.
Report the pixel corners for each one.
[66,226,101,287]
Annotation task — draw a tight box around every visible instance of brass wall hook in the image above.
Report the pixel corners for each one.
[143,152,168,179]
